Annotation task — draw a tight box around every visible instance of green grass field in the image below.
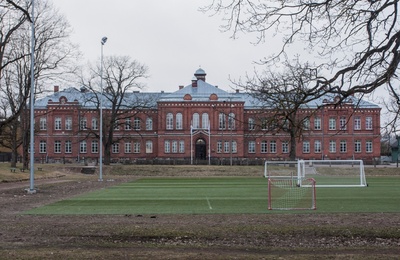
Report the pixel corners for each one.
[25,175,400,215]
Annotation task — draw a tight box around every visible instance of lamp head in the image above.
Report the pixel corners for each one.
[101,37,108,45]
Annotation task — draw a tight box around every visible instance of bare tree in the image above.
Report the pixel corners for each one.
[81,55,150,165]
[0,0,78,167]
[244,59,324,160]
[204,1,400,101]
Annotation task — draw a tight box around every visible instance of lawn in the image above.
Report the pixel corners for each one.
[25,175,400,215]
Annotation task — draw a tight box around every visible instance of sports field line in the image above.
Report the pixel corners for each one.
[206,197,213,210]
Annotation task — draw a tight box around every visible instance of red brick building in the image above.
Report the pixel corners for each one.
[33,68,381,164]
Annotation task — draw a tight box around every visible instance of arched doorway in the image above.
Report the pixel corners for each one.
[195,138,207,160]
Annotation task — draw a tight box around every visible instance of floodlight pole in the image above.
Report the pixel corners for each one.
[28,0,36,194]
[99,36,107,182]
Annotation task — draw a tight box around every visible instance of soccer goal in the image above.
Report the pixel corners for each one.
[298,159,367,187]
[268,177,316,210]
[264,161,300,179]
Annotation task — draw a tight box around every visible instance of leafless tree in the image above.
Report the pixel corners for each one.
[203,0,400,103]
[243,59,324,160]
[81,55,151,165]
[0,0,78,167]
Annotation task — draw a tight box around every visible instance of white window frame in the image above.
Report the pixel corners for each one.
[303,141,310,153]
[146,140,153,153]
[40,117,47,130]
[354,116,361,130]
[329,117,336,130]
[164,140,170,153]
[329,140,336,153]
[55,117,62,130]
[366,116,373,130]
[80,140,87,153]
[176,113,183,129]
[112,143,120,153]
[166,113,173,130]
[366,141,373,153]
[192,113,200,129]
[40,140,47,153]
[314,117,321,130]
[202,113,209,129]
[54,140,61,153]
[340,140,347,153]
[133,142,140,153]
[248,141,256,153]
[92,117,98,130]
[355,140,361,153]
[282,141,289,154]
[146,117,153,130]
[261,141,268,153]
[65,140,72,153]
[92,140,98,153]
[314,140,321,153]
[65,117,72,130]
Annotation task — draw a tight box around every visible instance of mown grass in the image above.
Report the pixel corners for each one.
[25,174,400,215]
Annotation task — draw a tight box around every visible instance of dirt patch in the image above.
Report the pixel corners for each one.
[0,170,399,259]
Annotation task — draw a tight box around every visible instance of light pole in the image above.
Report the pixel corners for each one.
[28,0,36,194]
[99,36,107,182]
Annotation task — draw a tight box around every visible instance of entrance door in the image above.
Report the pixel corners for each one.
[195,138,207,160]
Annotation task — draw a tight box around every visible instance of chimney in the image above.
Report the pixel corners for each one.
[179,85,184,90]
[236,89,239,93]
[191,77,197,88]
[54,85,59,93]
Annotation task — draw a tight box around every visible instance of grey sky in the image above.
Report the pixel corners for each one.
[51,0,278,93]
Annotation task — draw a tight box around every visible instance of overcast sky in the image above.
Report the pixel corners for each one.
[51,0,280,93]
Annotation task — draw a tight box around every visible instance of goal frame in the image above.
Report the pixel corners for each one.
[298,159,367,188]
[268,177,317,210]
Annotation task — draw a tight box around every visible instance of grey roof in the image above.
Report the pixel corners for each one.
[35,83,380,110]
[34,87,165,109]
[158,80,242,102]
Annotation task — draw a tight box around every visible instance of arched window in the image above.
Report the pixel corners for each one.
[176,113,183,129]
[166,113,173,130]
[248,118,255,130]
[192,113,200,129]
[202,113,209,129]
[219,113,226,129]
[228,113,235,130]
[146,117,153,130]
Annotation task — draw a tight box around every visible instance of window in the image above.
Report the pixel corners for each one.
[80,117,87,130]
[171,141,178,153]
[179,140,185,153]
[224,141,230,153]
[113,119,120,130]
[248,118,255,130]
[176,113,183,129]
[248,141,256,153]
[228,113,235,130]
[125,142,132,153]
[146,141,153,153]
[54,141,61,153]
[219,113,226,129]
[65,140,72,153]
[192,113,200,129]
[125,118,131,130]
[261,141,268,153]
[112,143,119,153]
[40,141,46,153]
[55,117,62,130]
[261,118,268,130]
[92,140,98,153]
[354,116,361,130]
[232,141,237,153]
[164,141,170,153]
[133,117,141,130]
[134,142,140,153]
[65,117,72,130]
[270,140,277,153]
[80,140,87,153]
[329,117,336,130]
[202,113,209,129]
[166,113,173,130]
[340,140,347,153]
[314,117,321,130]
[303,117,310,130]
[146,117,153,130]
[329,140,336,153]
[355,140,361,153]
[92,118,98,130]
[217,141,222,153]
[366,141,373,153]
[340,117,347,130]
[282,141,289,153]
[366,117,373,130]
[303,141,310,153]
[314,140,321,153]
[40,117,47,130]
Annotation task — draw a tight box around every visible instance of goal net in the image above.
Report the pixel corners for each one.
[268,177,316,210]
[298,160,367,187]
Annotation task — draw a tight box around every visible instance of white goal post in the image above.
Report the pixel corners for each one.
[264,159,367,188]
[298,159,367,188]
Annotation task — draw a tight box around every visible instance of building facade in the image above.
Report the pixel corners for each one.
[32,69,381,164]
